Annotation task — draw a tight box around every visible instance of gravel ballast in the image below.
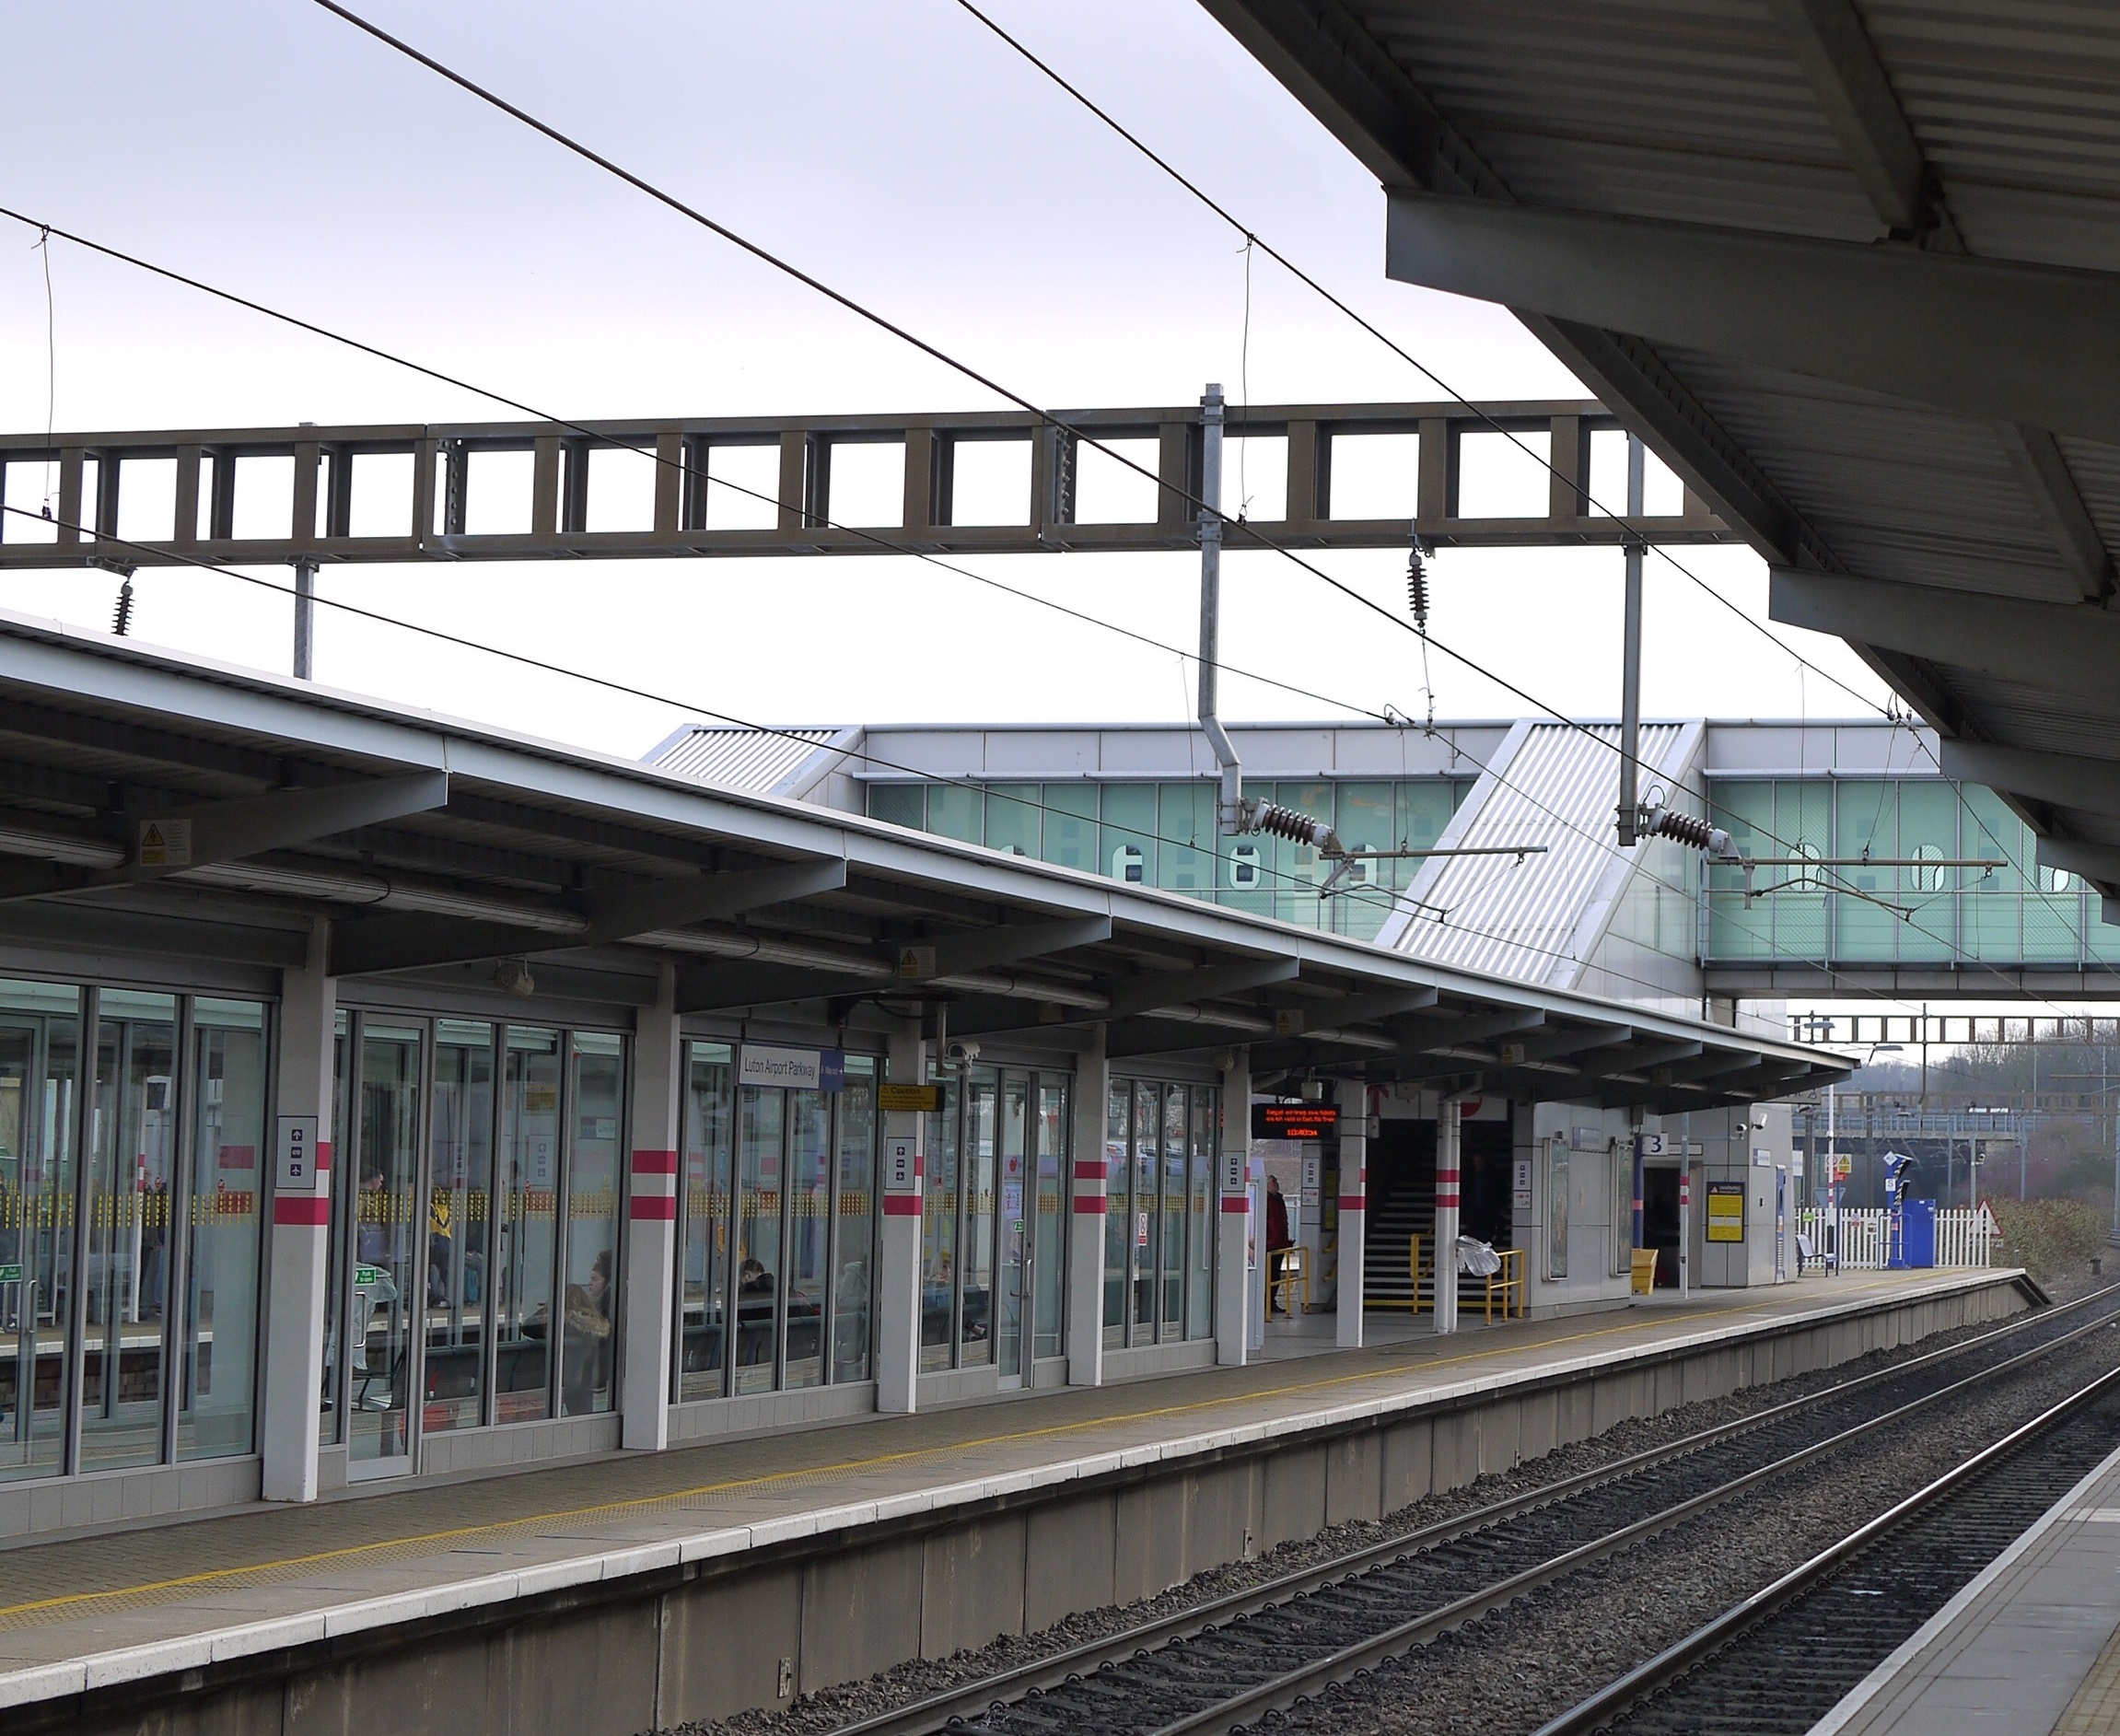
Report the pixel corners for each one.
[647,1287,2106,1736]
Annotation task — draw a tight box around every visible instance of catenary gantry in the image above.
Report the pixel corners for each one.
[0,398,1729,569]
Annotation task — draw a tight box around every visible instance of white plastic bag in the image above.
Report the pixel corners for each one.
[1456,1235,1501,1277]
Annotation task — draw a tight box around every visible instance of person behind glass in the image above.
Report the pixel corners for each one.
[736,1255,775,1364]
[1266,1175,1293,1315]
[560,1250,613,1416]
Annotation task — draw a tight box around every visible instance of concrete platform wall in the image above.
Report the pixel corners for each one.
[51,1276,2031,1736]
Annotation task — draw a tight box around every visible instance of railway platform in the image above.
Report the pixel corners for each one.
[0,1267,2031,1735]
[1812,1428,2120,1736]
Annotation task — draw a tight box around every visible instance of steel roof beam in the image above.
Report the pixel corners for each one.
[1098,956,1301,1021]
[1386,193,2120,449]
[896,915,1113,983]
[329,856,851,978]
[1579,1038,1706,1079]
[0,771,448,903]
[1936,741,2120,817]
[1998,425,2115,605]
[1761,0,1946,242]
[1772,569,2120,710]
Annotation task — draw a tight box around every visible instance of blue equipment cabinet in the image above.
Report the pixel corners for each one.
[1900,1198,1937,1268]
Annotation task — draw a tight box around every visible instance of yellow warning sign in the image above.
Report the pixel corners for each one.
[136,817,192,868]
[878,1082,939,1113]
[1706,1182,1745,1243]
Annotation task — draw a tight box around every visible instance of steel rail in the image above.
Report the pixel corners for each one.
[832,1285,2117,1736]
[1530,1353,2120,1736]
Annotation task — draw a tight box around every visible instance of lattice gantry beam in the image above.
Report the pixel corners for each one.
[0,399,1731,570]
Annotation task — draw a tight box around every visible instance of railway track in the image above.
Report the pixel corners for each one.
[829,1285,2120,1736]
[1533,1352,2120,1736]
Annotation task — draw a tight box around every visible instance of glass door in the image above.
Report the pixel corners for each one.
[81,994,176,1472]
[424,1023,493,1435]
[347,1024,423,1471]
[733,1088,784,1394]
[960,1072,997,1367]
[996,1073,1029,1386]
[0,1003,76,1482]
[782,1089,830,1391]
[1032,1078,1067,1364]
[495,1028,559,1424]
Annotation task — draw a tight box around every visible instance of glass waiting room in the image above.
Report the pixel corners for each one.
[0,978,268,1483]
[326,1011,628,1475]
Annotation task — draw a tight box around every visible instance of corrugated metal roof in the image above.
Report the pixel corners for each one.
[646,725,856,797]
[1382,720,1687,987]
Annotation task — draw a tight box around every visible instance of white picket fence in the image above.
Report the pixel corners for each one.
[1796,1206,1998,1271]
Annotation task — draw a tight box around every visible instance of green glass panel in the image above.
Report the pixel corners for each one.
[1775,779,1830,961]
[1220,780,1275,917]
[1040,785,1099,871]
[1101,785,1157,887]
[1895,781,1958,961]
[1329,782,1394,938]
[867,785,924,830]
[1960,785,2021,961]
[1706,782,1774,960]
[926,783,982,845]
[1833,782,1898,961]
[1273,781,1333,927]
[1159,783,1216,896]
[984,785,1040,859]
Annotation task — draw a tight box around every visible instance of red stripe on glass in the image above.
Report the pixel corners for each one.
[628,1196,678,1220]
[1073,1159,1103,1180]
[1071,1196,1107,1215]
[631,1148,679,1174]
[273,1196,331,1226]
[882,1194,923,1216]
[1337,1195,1367,1212]
[1220,1196,1251,1213]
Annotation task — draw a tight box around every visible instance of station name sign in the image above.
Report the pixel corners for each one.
[1251,1102,1340,1141]
[738,1044,845,1092]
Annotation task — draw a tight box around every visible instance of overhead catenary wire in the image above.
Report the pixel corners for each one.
[0,236,2012,1028]
[301,0,1973,928]
[945,0,1887,722]
[0,204,1849,996]
[944,0,2040,933]
[1,27,2056,1025]
[298,1,1837,798]
[0,496,1815,1021]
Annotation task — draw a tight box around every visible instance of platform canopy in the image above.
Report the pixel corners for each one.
[0,612,1836,1111]
[1202,1,2120,912]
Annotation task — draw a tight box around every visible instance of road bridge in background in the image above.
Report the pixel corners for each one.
[0,398,1730,571]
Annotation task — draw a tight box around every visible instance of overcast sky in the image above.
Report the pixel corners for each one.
[0,0,1893,762]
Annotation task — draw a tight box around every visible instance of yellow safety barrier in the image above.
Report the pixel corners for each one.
[1266,1246,1309,1318]
[1481,1248,1526,1323]
[1630,1248,1660,1295]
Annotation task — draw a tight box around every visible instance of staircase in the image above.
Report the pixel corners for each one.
[1364,1188,1435,1310]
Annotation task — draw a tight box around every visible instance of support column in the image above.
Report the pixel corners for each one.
[1336,1080,1368,1349]
[876,1024,926,1413]
[261,921,334,1502]
[621,965,681,1451]
[1434,1095,1462,1335]
[1068,1026,1109,1387]
[1215,1050,1252,1367]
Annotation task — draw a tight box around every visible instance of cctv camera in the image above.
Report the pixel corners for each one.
[944,1040,981,1066]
